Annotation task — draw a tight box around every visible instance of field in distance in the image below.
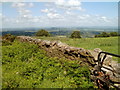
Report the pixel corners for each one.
[33,36,119,55]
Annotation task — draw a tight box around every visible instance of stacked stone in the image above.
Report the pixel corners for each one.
[17,36,96,67]
[17,36,120,85]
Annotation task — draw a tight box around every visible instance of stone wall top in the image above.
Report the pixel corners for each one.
[17,36,96,67]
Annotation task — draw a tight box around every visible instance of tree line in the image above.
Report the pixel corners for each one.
[95,32,119,38]
[36,29,81,38]
[2,30,119,43]
[36,29,119,38]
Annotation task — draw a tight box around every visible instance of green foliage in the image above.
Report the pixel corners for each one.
[35,29,50,37]
[70,31,81,38]
[2,40,94,88]
[2,40,12,46]
[2,34,16,42]
[95,32,119,38]
[101,32,110,37]
[95,32,110,37]
[109,32,118,36]
[2,34,16,46]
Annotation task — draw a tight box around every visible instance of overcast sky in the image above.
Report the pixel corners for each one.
[1,0,118,28]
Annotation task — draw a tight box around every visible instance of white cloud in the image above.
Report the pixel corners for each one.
[101,16,110,22]
[78,16,85,20]
[56,0,81,7]
[55,0,65,6]
[15,20,20,23]
[85,14,90,17]
[55,0,83,11]
[41,8,63,19]
[29,3,34,7]
[1,14,7,21]
[18,9,31,14]
[57,13,117,27]
[68,0,81,6]
[47,13,60,19]
[18,9,32,19]
[41,8,49,13]
[41,8,56,13]
[2,2,35,28]
[33,18,39,22]
[2,2,117,28]
[12,2,34,8]
[31,16,42,22]
[2,14,117,28]
[66,11,72,15]
[12,2,34,20]
[12,2,26,8]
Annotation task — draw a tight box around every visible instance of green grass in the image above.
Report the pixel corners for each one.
[33,36,119,62]
[33,36,119,55]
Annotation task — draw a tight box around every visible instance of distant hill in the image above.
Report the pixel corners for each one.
[1,27,118,38]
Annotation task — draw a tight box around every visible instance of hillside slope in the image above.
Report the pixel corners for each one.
[2,40,94,88]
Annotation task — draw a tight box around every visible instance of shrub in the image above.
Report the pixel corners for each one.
[70,31,81,38]
[35,29,50,37]
[2,40,12,46]
[109,32,118,36]
[95,32,110,38]
[2,34,16,42]
[101,32,110,37]
[2,34,16,46]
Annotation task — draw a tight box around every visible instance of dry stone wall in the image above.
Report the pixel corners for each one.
[16,36,120,83]
[17,36,96,67]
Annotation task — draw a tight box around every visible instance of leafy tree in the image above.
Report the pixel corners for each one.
[101,32,110,37]
[36,29,50,37]
[94,35,99,38]
[109,32,118,36]
[95,32,110,38]
[70,31,81,38]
